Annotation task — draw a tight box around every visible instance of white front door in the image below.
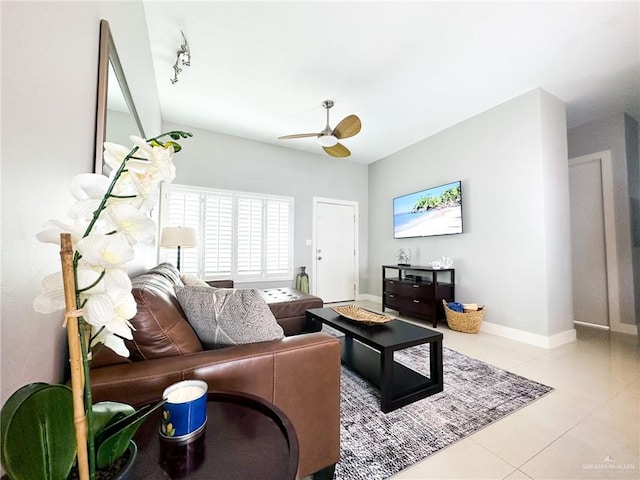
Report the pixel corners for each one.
[313,199,358,303]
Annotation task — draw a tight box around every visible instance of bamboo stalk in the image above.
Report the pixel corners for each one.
[60,233,89,480]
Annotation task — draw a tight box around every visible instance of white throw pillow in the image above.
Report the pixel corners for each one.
[180,273,211,287]
[175,286,284,349]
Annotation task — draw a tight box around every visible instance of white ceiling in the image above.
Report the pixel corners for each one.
[143,1,640,164]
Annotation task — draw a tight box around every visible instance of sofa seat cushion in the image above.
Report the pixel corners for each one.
[176,286,285,349]
[126,268,204,361]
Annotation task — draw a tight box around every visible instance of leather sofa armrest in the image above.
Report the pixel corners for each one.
[90,332,340,477]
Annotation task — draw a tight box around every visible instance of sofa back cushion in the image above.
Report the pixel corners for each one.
[125,263,203,360]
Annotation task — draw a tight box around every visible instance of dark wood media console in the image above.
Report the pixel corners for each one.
[382,265,455,328]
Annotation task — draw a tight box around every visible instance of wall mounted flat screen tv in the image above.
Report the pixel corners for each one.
[393,180,463,238]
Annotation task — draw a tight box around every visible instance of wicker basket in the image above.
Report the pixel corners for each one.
[442,300,484,333]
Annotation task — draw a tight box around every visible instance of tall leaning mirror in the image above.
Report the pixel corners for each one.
[95,19,146,175]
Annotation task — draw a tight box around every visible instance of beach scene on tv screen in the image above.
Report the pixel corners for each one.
[394,181,462,238]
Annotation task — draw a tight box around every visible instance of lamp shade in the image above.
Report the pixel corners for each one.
[160,227,197,248]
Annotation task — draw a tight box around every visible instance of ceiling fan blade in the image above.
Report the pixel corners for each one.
[333,115,361,139]
[278,133,321,140]
[323,143,351,158]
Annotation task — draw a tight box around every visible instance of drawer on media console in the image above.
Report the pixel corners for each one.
[384,280,433,300]
[385,295,434,316]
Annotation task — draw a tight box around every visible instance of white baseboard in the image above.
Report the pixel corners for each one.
[481,321,576,349]
[356,294,579,348]
[357,293,381,303]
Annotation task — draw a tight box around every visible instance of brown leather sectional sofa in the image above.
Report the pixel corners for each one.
[89,263,340,478]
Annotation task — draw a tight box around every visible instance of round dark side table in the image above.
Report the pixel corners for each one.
[130,391,299,479]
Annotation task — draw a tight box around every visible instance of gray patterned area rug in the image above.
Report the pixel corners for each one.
[333,336,553,480]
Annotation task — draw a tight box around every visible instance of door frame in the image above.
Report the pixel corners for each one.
[311,197,359,300]
[568,150,624,331]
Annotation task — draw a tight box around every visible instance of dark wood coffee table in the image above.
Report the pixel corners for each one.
[307,307,443,413]
[130,391,299,479]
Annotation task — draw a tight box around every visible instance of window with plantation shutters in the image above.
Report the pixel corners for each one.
[160,184,293,282]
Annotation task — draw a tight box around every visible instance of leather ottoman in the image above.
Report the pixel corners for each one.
[260,288,324,336]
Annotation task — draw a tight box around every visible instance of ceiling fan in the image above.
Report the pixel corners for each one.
[278,100,361,158]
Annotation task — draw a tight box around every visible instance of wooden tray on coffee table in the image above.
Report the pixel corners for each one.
[331,305,395,326]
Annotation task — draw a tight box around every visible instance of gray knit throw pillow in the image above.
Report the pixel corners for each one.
[175,286,284,349]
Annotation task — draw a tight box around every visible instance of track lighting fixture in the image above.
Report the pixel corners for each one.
[170,30,191,85]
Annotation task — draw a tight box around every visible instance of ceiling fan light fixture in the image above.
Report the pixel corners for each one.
[318,134,338,147]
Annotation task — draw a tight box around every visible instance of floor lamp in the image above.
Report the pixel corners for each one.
[160,227,197,271]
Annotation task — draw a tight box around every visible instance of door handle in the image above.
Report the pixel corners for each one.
[317,256,322,260]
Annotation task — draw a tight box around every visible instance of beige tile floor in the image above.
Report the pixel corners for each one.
[345,300,640,480]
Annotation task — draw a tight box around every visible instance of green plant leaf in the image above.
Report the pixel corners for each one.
[164,141,182,152]
[94,399,166,469]
[91,401,135,439]
[1,383,76,480]
[167,130,192,140]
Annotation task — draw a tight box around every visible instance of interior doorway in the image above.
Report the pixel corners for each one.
[568,150,619,329]
[312,198,359,303]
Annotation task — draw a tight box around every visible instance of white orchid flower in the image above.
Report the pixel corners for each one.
[36,220,83,246]
[108,169,138,196]
[130,135,176,184]
[76,232,134,269]
[70,174,110,201]
[33,271,65,313]
[68,198,103,223]
[82,290,135,329]
[107,168,159,214]
[103,142,133,171]
[91,328,130,358]
[34,131,191,361]
[108,294,137,336]
[126,161,164,199]
[75,264,132,297]
[104,204,156,244]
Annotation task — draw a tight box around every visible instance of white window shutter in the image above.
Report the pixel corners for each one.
[203,193,233,277]
[162,189,200,274]
[265,198,291,277]
[161,185,293,282]
[237,196,263,276]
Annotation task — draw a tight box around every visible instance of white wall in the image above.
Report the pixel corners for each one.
[161,121,369,290]
[1,0,159,404]
[368,89,574,338]
[567,114,638,327]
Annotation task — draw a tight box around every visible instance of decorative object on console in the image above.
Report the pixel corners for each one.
[170,30,191,84]
[430,256,453,269]
[397,248,412,266]
[2,131,193,480]
[278,100,362,158]
[160,226,197,271]
[295,266,309,293]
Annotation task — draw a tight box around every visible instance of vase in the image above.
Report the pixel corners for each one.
[296,266,309,294]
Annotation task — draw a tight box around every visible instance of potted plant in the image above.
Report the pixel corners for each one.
[1,131,192,480]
